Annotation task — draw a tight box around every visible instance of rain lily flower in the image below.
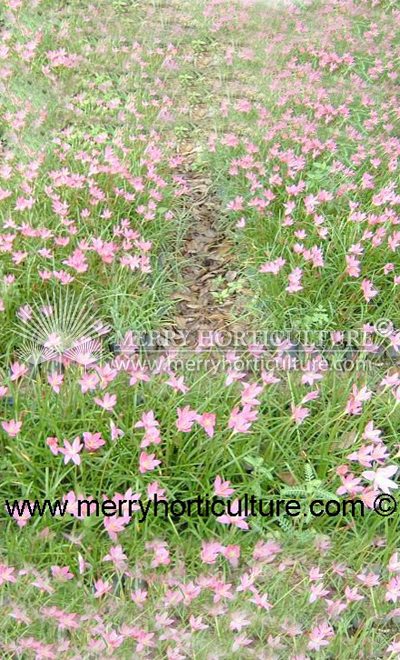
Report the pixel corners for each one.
[2,419,22,437]
[59,437,83,466]
[362,465,398,493]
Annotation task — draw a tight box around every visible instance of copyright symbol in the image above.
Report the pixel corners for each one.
[373,494,397,517]
[374,319,393,338]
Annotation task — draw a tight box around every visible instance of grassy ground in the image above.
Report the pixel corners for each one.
[0,0,400,658]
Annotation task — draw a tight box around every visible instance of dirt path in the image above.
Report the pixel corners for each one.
[166,39,251,348]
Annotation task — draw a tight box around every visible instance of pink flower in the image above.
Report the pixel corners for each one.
[241,382,263,406]
[189,614,209,631]
[309,582,330,603]
[357,571,380,587]
[230,611,251,631]
[104,516,129,542]
[227,196,244,211]
[12,501,32,527]
[46,436,59,455]
[362,420,382,443]
[110,420,124,441]
[261,370,280,385]
[128,364,151,386]
[249,589,273,610]
[346,254,360,277]
[286,267,303,293]
[94,393,117,410]
[307,623,334,651]
[336,473,363,496]
[48,372,64,394]
[2,419,22,437]
[147,540,170,568]
[51,565,74,581]
[131,588,148,606]
[232,635,252,652]
[44,332,62,350]
[83,431,106,451]
[200,541,223,564]
[140,426,162,448]
[309,566,324,581]
[165,373,189,393]
[8,606,31,625]
[388,552,400,573]
[253,539,282,562]
[259,257,286,274]
[78,553,90,575]
[59,437,83,466]
[147,481,166,500]
[361,278,378,302]
[31,574,54,594]
[347,444,388,467]
[345,384,372,415]
[360,487,380,509]
[79,372,99,393]
[136,630,156,652]
[176,406,198,432]
[214,475,235,498]
[0,564,17,586]
[228,405,258,434]
[94,578,112,598]
[225,367,247,386]
[385,576,400,602]
[362,465,398,494]
[301,390,319,404]
[216,499,249,530]
[221,544,240,567]
[10,361,28,381]
[139,451,161,474]
[291,402,310,425]
[63,248,88,273]
[344,586,364,602]
[387,640,400,654]
[18,305,32,323]
[135,410,159,430]
[103,545,128,571]
[196,412,216,438]
[166,647,186,660]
